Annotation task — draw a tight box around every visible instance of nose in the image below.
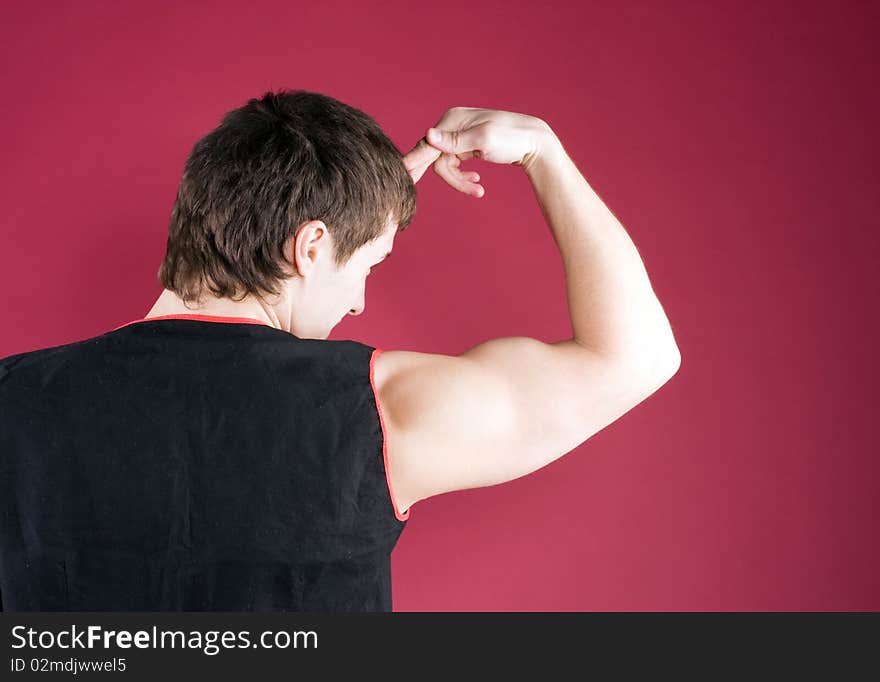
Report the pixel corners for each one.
[349,306,363,316]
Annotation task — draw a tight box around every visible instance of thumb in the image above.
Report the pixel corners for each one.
[427,124,487,160]
[426,127,459,153]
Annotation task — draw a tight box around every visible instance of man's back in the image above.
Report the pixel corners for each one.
[0,314,406,611]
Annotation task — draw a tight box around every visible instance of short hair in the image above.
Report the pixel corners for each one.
[157,89,417,305]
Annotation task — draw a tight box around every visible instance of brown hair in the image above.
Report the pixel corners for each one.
[157,89,417,305]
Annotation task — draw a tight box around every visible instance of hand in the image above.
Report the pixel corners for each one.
[401,107,555,197]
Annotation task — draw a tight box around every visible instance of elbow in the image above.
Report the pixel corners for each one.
[651,345,681,387]
[601,330,682,388]
[651,323,682,380]
[632,344,681,390]
[665,345,682,375]
[605,345,681,394]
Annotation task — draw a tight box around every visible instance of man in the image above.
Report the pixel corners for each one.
[0,91,680,612]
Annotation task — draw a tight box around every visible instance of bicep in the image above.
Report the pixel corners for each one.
[379,337,673,510]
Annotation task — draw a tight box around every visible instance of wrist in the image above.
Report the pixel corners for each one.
[522,125,566,179]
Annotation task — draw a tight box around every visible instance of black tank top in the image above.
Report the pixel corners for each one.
[0,313,410,611]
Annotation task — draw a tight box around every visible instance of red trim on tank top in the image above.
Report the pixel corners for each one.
[111,313,273,331]
[370,348,411,522]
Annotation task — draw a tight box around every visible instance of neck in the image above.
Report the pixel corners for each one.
[145,289,284,330]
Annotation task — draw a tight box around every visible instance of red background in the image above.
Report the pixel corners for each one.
[1,1,877,610]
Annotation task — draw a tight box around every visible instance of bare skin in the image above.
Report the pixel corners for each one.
[380,107,680,516]
[147,106,680,518]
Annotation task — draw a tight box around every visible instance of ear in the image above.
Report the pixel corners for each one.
[287,220,329,275]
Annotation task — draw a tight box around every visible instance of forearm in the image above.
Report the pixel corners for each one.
[524,129,680,376]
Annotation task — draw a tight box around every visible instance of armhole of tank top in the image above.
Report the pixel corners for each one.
[369,347,411,522]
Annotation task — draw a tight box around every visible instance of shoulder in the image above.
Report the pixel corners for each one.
[370,347,409,393]
[368,346,485,516]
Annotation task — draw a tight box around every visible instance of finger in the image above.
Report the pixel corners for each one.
[403,140,441,184]
[425,123,488,157]
[402,137,442,183]
[425,144,477,163]
[433,152,485,197]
